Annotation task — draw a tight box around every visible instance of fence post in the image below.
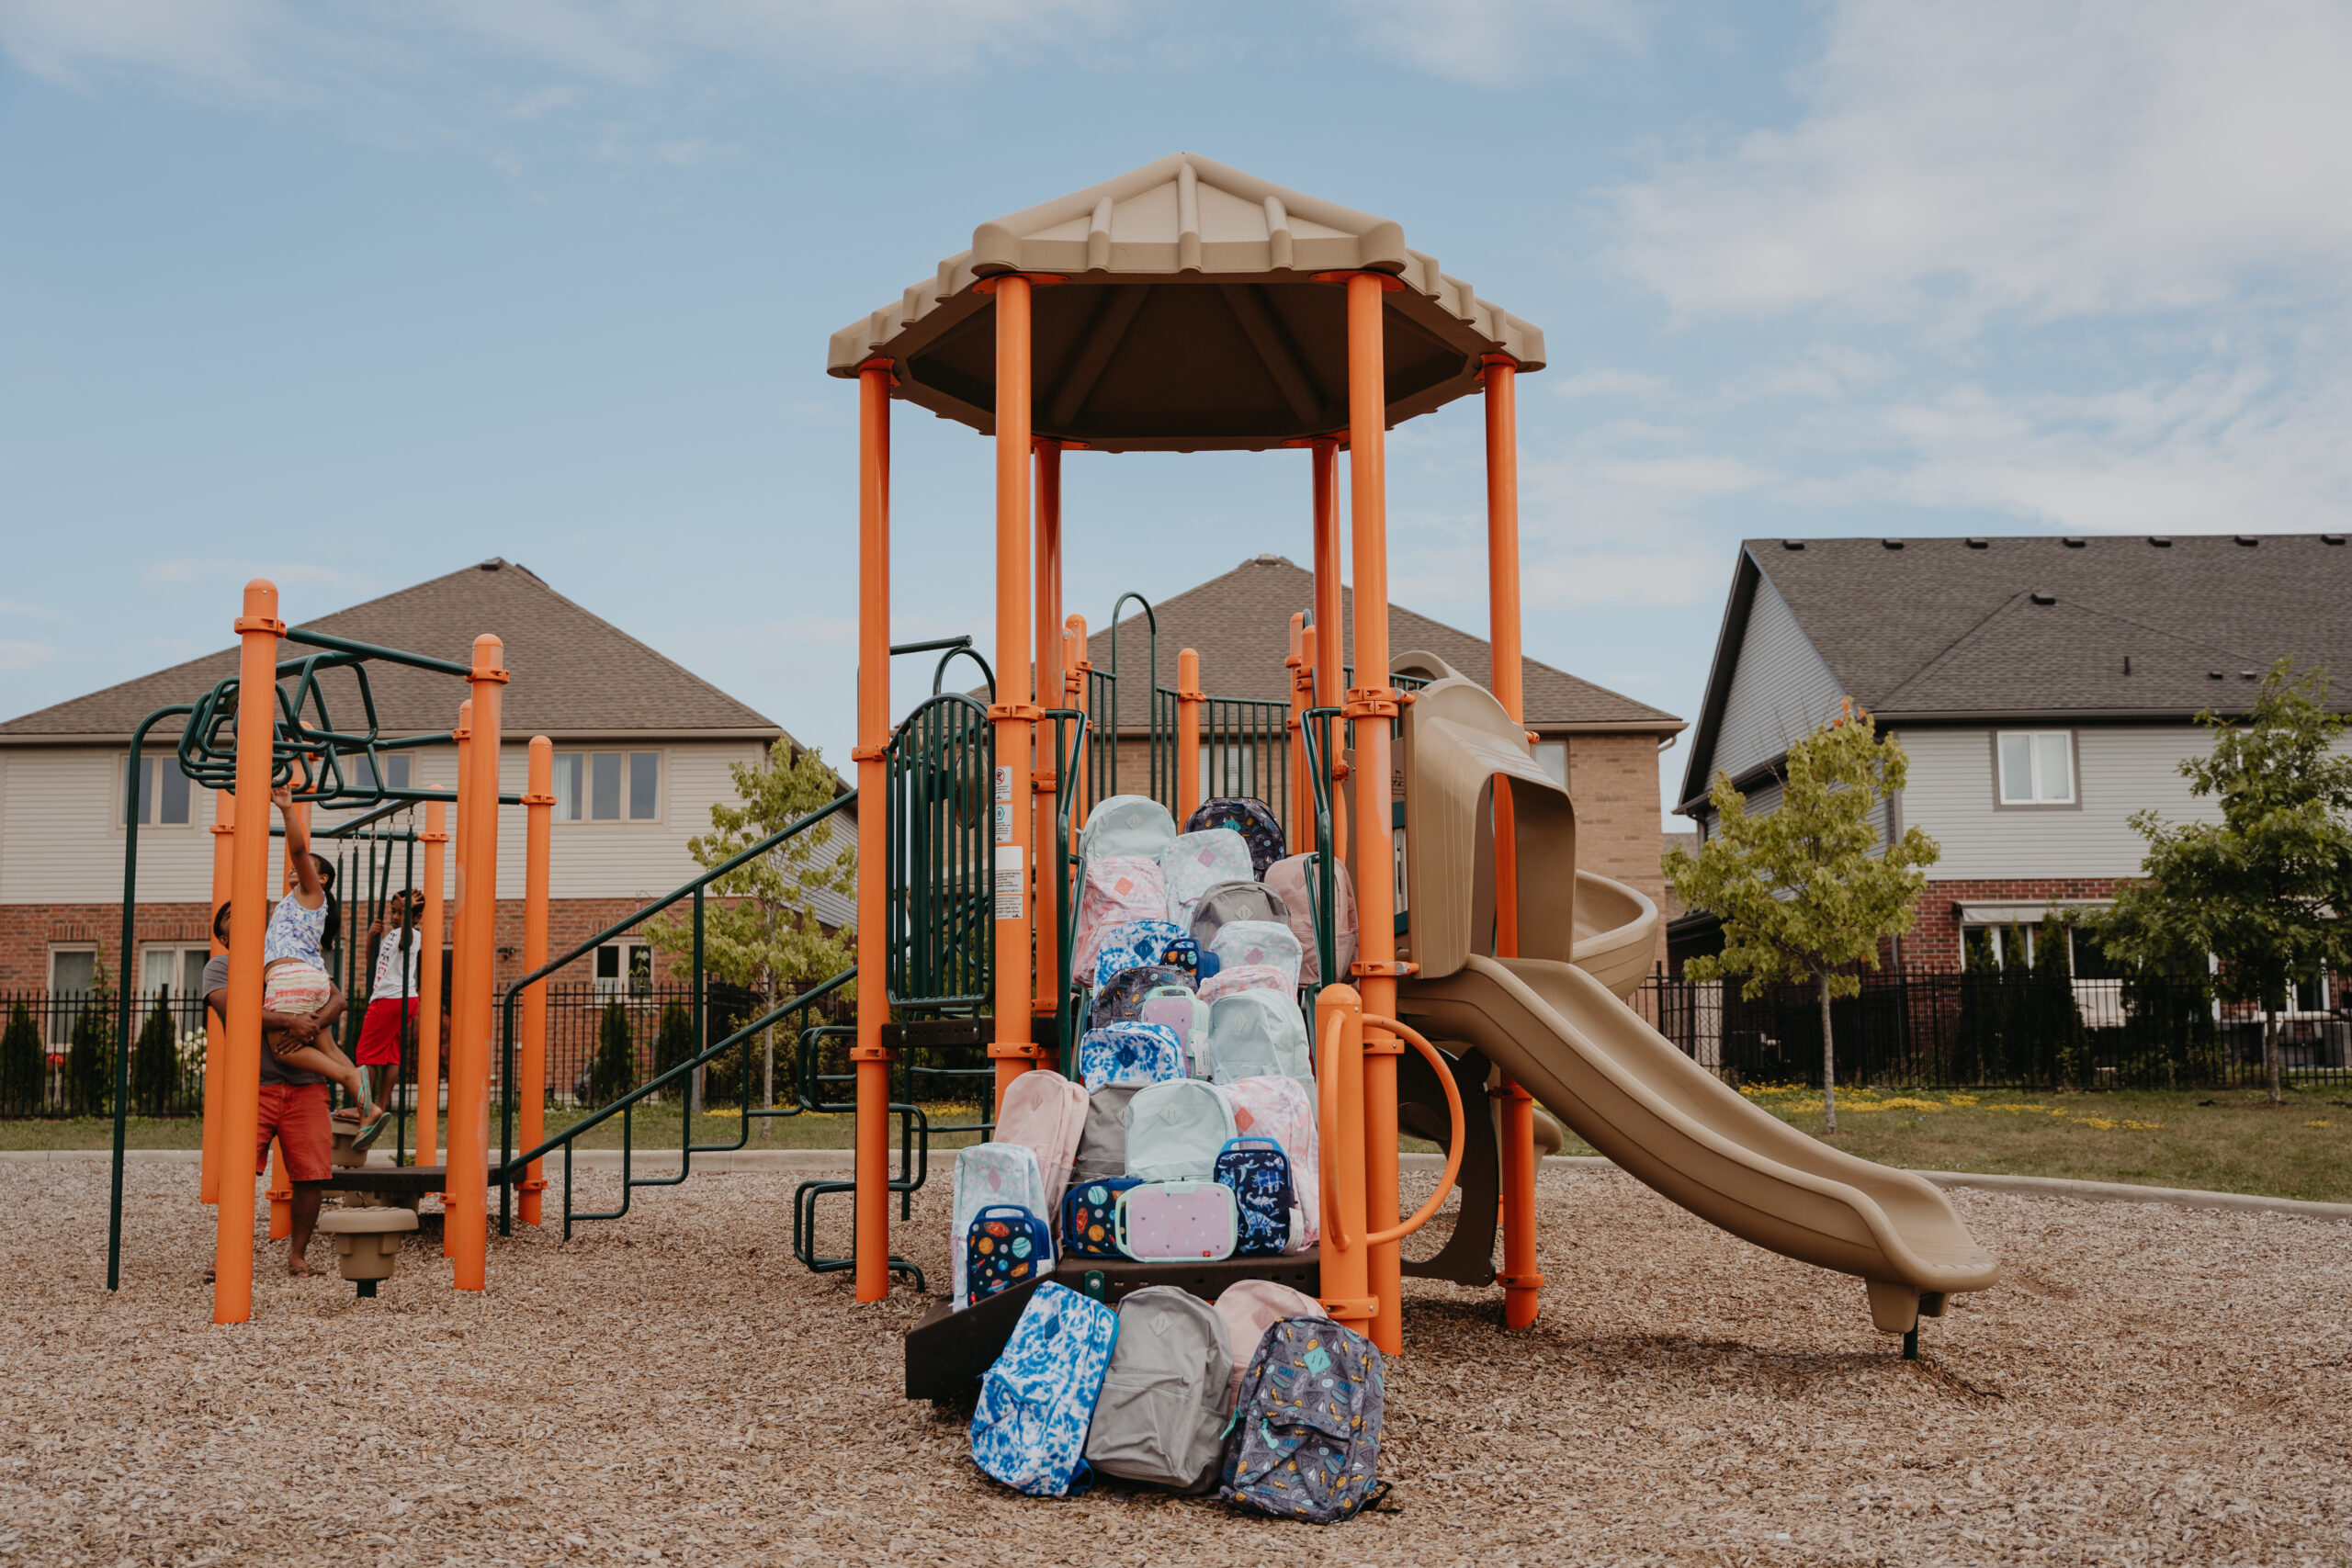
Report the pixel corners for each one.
[517,738,553,1226]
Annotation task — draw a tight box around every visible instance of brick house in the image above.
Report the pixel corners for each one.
[1074,555,1686,944]
[0,558,844,1022]
[1670,533,2352,987]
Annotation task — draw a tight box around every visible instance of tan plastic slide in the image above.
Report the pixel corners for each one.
[1382,656,1999,1334]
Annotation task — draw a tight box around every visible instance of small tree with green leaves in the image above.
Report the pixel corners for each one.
[1665,702,1939,1132]
[651,1000,696,1102]
[587,1000,638,1107]
[2095,659,2352,1104]
[131,991,179,1116]
[2028,916,2092,1088]
[645,740,855,1136]
[0,1001,42,1114]
[63,954,116,1118]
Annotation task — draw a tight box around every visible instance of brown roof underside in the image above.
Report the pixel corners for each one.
[1068,556,1679,731]
[0,559,781,741]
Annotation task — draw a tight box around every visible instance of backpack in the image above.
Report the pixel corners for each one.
[954,1143,1050,1311]
[1200,964,1295,1005]
[1071,857,1169,981]
[1061,1177,1145,1259]
[1184,797,1286,878]
[1138,986,1211,1076]
[969,1282,1120,1497]
[1087,964,1189,1033]
[995,1069,1088,1224]
[1188,880,1291,955]
[1115,1181,1239,1262]
[1225,1075,1320,1248]
[1212,1280,1328,1403]
[1083,1286,1236,1493]
[1208,920,1303,995]
[1071,1084,1141,1183]
[1076,1022,1184,1092]
[1159,829,1256,931]
[1264,852,1358,988]
[1080,795,1178,863]
[1202,990,1314,1087]
[1219,1317,1387,1524]
[1214,1137,1295,1258]
[967,1204,1054,1303]
[1091,919,1189,990]
[1124,1077,1238,1182]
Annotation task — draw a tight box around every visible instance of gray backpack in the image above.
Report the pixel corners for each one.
[1072,1085,1141,1182]
[1082,1286,1234,1492]
[1219,1316,1386,1522]
[1188,880,1291,953]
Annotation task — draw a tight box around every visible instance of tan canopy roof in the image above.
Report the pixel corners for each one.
[827,152,1545,453]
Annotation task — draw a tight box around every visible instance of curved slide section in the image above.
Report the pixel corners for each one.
[1400,943,1999,1333]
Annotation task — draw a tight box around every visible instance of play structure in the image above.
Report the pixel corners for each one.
[120,154,1994,1364]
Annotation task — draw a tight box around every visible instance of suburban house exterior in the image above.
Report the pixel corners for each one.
[1075,555,1686,943]
[0,558,842,1021]
[1669,532,2352,996]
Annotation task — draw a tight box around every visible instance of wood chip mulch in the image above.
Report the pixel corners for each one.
[4,1160,2346,1565]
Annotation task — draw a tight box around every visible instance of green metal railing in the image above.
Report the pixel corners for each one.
[886,694,993,1010]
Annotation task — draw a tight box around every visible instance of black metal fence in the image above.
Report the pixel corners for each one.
[0,988,210,1118]
[1634,969,2352,1091]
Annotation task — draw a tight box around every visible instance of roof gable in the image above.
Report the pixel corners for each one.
[0,559,783,743]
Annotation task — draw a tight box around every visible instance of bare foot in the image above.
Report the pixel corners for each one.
[287,1254,316,1278]
[203,1261,216,1283]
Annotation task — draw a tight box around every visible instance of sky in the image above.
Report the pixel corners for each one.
[3,0,2349,828]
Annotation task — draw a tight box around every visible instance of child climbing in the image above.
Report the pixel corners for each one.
[263,781,389,1145]
[356,888,424,1111]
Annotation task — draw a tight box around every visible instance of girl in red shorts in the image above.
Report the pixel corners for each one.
[356,889,424,1101]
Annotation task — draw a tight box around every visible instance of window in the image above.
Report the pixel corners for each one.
[1532,739,1567,791]
[1996,731,2075,805]
[49,948,96,1046]
[346,754,413,794]
[1199,744,1258,801]
[594,942,652,996]
[122,754,195,826]
[140,946,210,1003]
[554,750,660,821]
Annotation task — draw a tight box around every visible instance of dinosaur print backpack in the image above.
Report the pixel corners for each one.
[969,1282,1121,1497]
[1213,1136,1295,1258]
[1219,1317,1387,1524]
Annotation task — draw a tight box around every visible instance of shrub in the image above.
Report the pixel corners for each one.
[65,997,113,1118]
[131,993,180,1116]
[0,1002,41,1114]
[586,1000,638,1108]
[652,1001,697,1096]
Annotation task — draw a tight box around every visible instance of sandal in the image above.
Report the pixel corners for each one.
[349,1109,393,1153]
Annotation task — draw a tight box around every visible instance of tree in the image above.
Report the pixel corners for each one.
[587,1000,639,1108]
[64,954,116,1118]
[2095,660,2352,1104]
[131,990,179,1116]
[0,1001,41,1115]
[645,740,855,1136]
[2027,916,2091,1089]
[651,1001,697,1103]
[1664,701,1939,1133]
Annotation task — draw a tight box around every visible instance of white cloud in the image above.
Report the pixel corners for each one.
[1606,0,2352,326]
[1549,367,1670,401]
[0,638,57,671]
[1349,0,1643,85]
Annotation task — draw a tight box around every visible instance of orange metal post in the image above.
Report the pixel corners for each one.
[447,638,505,1292]
[213,579,283,1325]
[852,359,896,1303]
[1313,984,1374,1330]
[1032,439,1063,1024]
[1286,614,1312,852]
[1064,615,1091,825]
[1484,354,1543,1331]
[1311,437,1349,853]
[985,276,1041,1107]
[517,737,554,1226]
[1176,648,1204,823]
[200,791,235,1205]
[441,701,470,1254]
[1342,271,1406,1355]
[415,801,447,1168]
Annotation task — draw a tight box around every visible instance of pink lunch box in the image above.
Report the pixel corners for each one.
[1114,1180,1238,1262]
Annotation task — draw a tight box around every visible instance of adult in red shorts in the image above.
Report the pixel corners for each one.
[356,890,425,1097]
[202,905,345,1278]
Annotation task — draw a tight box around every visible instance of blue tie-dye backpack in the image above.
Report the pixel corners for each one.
[1076,1021,1184,1092]
[970,1283,1122,1497]
[1091,919,1189,989]
[1212,1136,1295,1257]
[1219,1317,1386,1524]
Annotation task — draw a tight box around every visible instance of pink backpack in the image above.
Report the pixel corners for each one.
[995,1069,1088,1226]
[1263,852,1357,987]
[1213,1280,1329,1400]
[1223,1074,1319,1248]
[1200,964,1293,1005]
[1071,857,1169,981]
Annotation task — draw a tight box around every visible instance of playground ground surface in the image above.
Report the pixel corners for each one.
[9,1083,2348,1199]
[4,1158,2345,1565]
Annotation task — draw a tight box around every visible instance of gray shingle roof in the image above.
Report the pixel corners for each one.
[0,559,784,744]
[1069,555,1680,732]
[1679,532,2352,806]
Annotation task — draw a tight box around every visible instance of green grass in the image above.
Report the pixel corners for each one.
[10,1088,2348,1202]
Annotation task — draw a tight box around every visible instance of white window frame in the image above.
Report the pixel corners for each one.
[1198,743,1260,803]
[1993,730,2078,807]
[552,749,663,825]
[593,941,653,997]
[119,753,200,830]
[48,946,99,1047]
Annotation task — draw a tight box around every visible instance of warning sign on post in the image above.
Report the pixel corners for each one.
[994,767,1014,842]
[994,845,1024,921]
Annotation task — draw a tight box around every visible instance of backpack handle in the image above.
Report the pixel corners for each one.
[970,1203,1040,1227]
[1216,1136,1285,1161]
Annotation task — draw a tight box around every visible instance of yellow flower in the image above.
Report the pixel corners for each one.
[1878,1098,1944,1113]
[2304,1119,2330,1129]
[2122,1120,2163,1130]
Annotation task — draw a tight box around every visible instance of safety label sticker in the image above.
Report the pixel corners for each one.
[994,845,1024,920]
